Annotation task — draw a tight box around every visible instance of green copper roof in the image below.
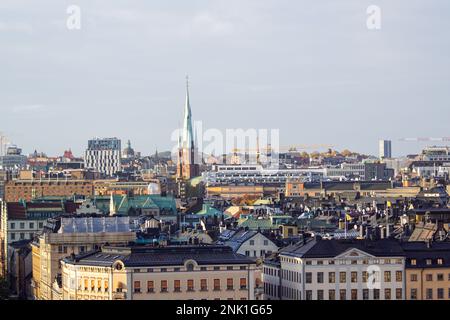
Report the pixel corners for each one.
[96,195,177,215]
[196,204,228,217]
[237,217,279,230]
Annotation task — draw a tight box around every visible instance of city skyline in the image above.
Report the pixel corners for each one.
[2,1,450,157]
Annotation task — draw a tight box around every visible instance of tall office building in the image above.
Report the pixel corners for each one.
[0,146,27,170]
[176,77,200,181]
[379,139,392,159]
[85,138,122,177]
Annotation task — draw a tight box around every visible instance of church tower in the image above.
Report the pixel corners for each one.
[176,76,200,180]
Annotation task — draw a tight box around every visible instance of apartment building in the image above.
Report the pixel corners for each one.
[262,238,405,300]
[59,245,256,300]
[403,242,450,300]
[4,179,94,202]
[0,200,71,277]
[220,229,278,259]
[31,216,136,300]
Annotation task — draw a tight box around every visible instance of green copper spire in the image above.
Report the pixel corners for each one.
[182,75,194,150]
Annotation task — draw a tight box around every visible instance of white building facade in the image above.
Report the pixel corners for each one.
[85,138,122,177]
[263,239,405,300]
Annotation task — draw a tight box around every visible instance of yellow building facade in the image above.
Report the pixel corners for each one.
[60,245,257,300]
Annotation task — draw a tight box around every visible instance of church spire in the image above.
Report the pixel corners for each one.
[182,75,194,151]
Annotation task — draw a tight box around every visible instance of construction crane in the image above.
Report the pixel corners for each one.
[399,137,450,142]
[231,144,334,154]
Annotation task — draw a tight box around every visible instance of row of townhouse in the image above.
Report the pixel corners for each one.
[262,238,450,300]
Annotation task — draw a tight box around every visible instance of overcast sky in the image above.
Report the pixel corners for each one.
[1,0,449,157]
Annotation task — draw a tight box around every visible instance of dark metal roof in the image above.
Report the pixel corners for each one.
[280,238,404,258]
[64,245,256,267]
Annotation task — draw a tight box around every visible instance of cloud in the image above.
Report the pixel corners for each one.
[0,21,33,34]
[12,104,45,113]
[189,12,235,36]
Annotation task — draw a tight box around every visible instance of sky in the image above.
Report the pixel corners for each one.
[1,0,449,158]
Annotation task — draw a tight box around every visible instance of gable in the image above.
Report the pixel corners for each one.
[334,247,376,260]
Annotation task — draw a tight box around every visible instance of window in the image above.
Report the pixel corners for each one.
[339,289,346,300]
[20,233,25,240]
[426,274,433,281]
[373,289,380,300]
[426,288,433,300]
[186,263,194,272]
[187,279,194,292]
[411,274,418,282]
[437,258,443,265]
[10,233,15,240]
[438,288,444,299]
[147,281,154,293]
[201,279,207,291]
[410,259,416,266]
[306,290,312,300]
[317,260,323,265]
[264,240,269,246]
[396,288,402,300]
[10,223,15,229]
[20,222,25,229]
[104,280,108,292]
[29,222,34,229]
[200,267,207,271]
[134,281,141,293]
[214,279,220,291]
[410,289,417,300]
[227,278,233,290]
[396,271,402,282]
[437,274,444,281]
[351,289,358,300]
[249,240,255,245]
[174,280,181,292]
[317,272,324,283]
[245,251,250,256]
[161,280,168,293]
[426,259,432,266]
[384,271,391,282]
[305,272,312,284]
[339,272,346,283]
[384,288,391,300]
[227,266,233,270]
[328,290,335,300]
[38,222,43,228]
[317,290,324,300]
[363,289,369,300]
[362,271,368,283]
[351,272,357,283]
[214,266,220,271]
[328,272,335,283]
[240,278,247,290]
